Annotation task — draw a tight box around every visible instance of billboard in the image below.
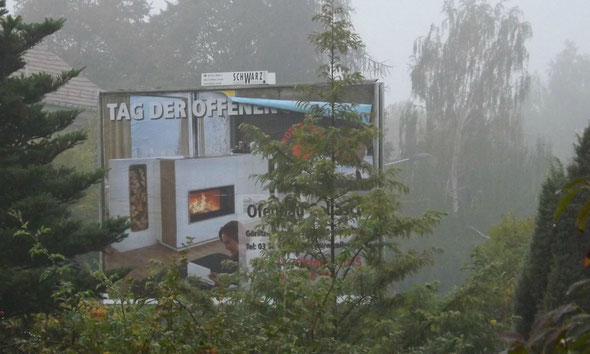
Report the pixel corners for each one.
[100,82,384,283]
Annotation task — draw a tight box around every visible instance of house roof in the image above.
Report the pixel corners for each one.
[18,44,100,110]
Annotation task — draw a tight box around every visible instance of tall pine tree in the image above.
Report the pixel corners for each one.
[0,1,127,317]
[513,162,566,336]
[514,125,590,337]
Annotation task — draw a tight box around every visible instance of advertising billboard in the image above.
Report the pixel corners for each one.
[100,81,383,283]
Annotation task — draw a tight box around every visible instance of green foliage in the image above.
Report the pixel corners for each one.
[555,177,590,233]
[513,162,566,336]
[515,123,590,338]
[0,3,128,318]
[149,0,324,87]
[15,0,152,89]
[509,125,590,347]
[52,110,101,222]
[16,0,388,91]
[235,1,441,349]
[15,0,324,89]
[388,215,534,353]
[394,0,551,292]
[1,237,225,352]
[4,1,440,352]
[409,0,532,215]
[505,283,590,353]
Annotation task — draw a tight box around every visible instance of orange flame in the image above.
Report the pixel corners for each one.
[189,189,221,215]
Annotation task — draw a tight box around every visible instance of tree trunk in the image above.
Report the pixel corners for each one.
[447,121,463,213]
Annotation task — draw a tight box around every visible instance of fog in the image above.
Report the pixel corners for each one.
[6,0,590,290]
[7,1,590,349]
[142,0,590,104]
[7,0,589,103]
[353,0,590,102]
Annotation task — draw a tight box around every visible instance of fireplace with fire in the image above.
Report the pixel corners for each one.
[188,185,235,223]
[107,155,267,251]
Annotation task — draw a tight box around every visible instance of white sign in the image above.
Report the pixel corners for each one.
[201,71,276,86]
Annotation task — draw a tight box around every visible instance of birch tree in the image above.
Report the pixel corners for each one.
[410,0,531,213]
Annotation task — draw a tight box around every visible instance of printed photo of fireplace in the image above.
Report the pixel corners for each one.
[188,185,235,223]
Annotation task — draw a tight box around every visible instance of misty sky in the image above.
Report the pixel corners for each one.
[151,0,590,104]
[353,0,590,104]
[6,0,590,105]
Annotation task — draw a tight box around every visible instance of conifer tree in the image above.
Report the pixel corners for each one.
[2,1,440,351]
[513,163,566,336]
[0,1,127,317]
[542,128,590,309]
[514,125,590,337]
[237,0,442,350]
